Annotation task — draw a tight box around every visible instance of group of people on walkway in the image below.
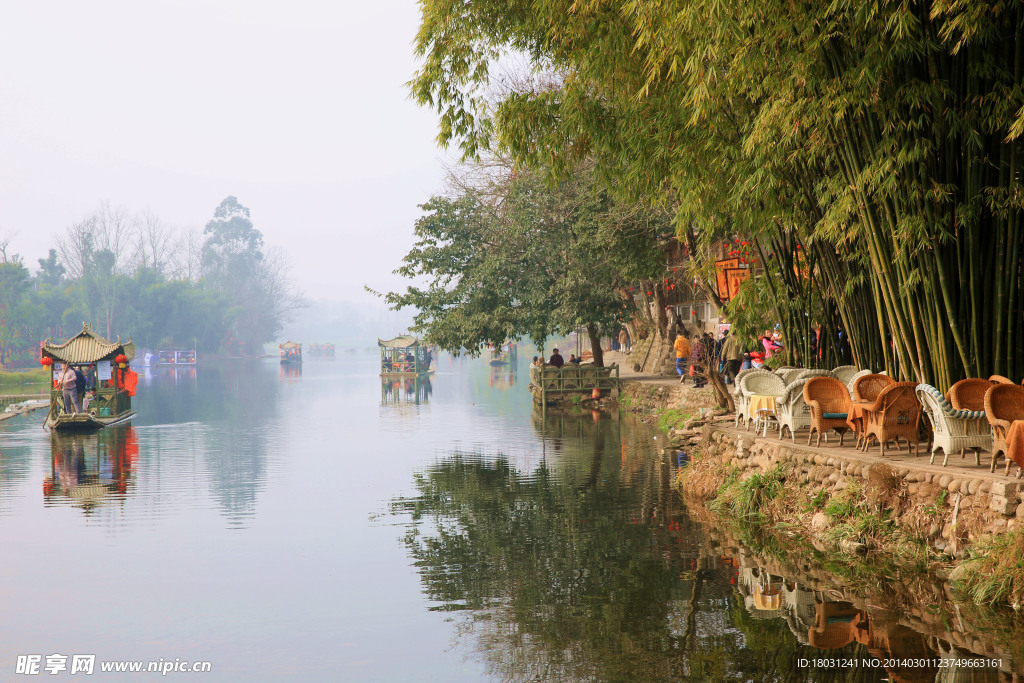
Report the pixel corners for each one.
[673,327,788,386]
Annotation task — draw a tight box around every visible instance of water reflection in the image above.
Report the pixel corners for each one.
[43,426,138,513]
[488,364,517,390]
[382,376,432,405]
[392,410,1019,682]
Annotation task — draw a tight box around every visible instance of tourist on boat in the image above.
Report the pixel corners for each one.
[568,354,581,365]
[57,363,82,414]
[548,349,564,368]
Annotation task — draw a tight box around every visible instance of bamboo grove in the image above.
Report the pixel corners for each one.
[411,0,1024,389]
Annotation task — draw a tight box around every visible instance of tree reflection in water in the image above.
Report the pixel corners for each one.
[392,411,1012,681]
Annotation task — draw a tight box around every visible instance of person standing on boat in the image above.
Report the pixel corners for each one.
[57,363,82,414]
[548,349,564,368]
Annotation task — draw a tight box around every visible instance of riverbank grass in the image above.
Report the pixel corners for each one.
[0,368,49,388]
[950,530,1024,607]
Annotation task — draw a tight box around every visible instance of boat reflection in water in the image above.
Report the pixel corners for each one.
[381,376,432,405]
[279,362,302,382]
[43,426,139,513]
[488,363,517,389]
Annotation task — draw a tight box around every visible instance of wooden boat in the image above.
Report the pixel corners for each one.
[42,323,138,432]
[152,349,196,365]
[379,335,434,377]
[280,341,302,364]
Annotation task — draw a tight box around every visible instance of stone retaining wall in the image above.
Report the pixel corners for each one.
[702,426,1022,551]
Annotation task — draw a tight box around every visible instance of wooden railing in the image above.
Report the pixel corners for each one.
[529,364,620,402]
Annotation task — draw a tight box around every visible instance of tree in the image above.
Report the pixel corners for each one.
[410,0,1024,388]
[382,162,666,364]
[36,249,65,286]
[0,258,30,366]
[201,197,301,352]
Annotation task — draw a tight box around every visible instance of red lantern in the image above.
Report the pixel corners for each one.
[629,287,634,291]
[647,291,652,296]
[115,354,128,363]
[40,357,53,366]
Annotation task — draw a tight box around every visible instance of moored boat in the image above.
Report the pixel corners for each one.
[41,324,138,432]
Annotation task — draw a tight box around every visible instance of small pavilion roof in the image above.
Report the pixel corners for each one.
[42,324,135,364]
[378,335,420,349]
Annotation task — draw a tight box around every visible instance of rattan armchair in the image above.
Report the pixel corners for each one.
[845,369,872,394]
[776,379,812,442]
[852,373,894,403]
[740,371,786,433]
[776,368,803,386]
[948,378,994,412]
[796,369,833,382]
[733,368,772,429]
[915,384,990,467]
[831,365,859,387]
[984,383,1024,475]
[803,377,853,447]
[859,382,922,457]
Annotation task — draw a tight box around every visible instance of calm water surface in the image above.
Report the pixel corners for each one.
[0,354,1018,681]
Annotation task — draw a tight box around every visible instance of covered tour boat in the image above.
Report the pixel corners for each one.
[280,341,302,364]
[379,336,434,377]
[41,323,138,432]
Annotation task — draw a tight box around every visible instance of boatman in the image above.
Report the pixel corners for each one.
[548,349,564,368]
[57,363,82,414]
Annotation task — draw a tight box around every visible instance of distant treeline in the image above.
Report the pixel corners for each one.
[0,196,301,366]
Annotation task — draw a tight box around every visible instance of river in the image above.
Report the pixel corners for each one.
[0,353,1017,681]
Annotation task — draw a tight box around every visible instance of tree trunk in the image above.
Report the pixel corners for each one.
[706,364,734,412]
[586,324,604,367]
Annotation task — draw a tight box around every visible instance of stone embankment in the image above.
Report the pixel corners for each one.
[698,425,1021,551]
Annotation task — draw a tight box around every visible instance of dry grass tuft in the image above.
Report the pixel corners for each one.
[951,528,1024,606]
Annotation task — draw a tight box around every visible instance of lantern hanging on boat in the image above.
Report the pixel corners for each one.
[40,357,53,366]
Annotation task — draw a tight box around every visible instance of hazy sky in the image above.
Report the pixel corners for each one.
[0,0,451,304]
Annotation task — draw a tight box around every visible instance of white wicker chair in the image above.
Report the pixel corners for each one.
[832,365,859,387]
[740,371,787,434]
[845,369,872,394]
[776,379,812,442]
[796,369,833,381]
[776,368,803,386]
[733,368,772,428]
[916,384,991,467]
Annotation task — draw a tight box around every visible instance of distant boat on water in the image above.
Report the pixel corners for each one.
[379,336,434,377]
[279,341,302,364]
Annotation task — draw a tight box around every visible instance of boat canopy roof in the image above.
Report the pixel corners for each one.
[42,323,135,364]
[280,341,301,349]
[378,335,421,349]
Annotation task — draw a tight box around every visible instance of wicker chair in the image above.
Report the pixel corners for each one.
[859,382,922,457]
[852,373,894,403]
[845,369,872,394]
[796,369,833,382]
[776,379,812,442]
[776,368,803,386]
[803,377,853,447]
[740,371,786,433]
[733,368,772,428]
[984,384,1024,475]
[831,365,859,387]
[990,375,1016,385]
[948,378,994,412]
[915,384,991,467]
